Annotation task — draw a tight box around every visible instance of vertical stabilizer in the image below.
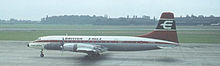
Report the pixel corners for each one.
[137,12,179,43]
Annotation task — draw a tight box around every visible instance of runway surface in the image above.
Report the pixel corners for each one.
[0,41,220,66]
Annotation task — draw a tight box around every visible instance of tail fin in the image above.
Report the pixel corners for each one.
[137,12,179,43]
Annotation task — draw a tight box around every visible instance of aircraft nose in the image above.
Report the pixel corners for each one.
[27,44,29,47]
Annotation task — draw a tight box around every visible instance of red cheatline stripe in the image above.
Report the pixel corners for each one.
[34,40,177,45]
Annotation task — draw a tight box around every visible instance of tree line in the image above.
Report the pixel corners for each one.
[1,15,220,26]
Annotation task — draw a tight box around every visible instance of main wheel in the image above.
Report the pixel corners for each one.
[40,54,44,57]
[88,53,100,57]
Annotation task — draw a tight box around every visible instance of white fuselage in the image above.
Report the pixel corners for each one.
[28,36,178,51]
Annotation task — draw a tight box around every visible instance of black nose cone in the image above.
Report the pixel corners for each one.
[27,44,29,47]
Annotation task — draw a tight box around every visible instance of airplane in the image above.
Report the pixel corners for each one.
[27,12,179,57]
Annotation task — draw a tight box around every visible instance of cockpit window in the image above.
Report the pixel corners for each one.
[36,37,41,40]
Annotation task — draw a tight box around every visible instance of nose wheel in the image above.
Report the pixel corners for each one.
[40,49,44,57]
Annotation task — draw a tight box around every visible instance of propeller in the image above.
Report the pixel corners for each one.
[61,37,65,56]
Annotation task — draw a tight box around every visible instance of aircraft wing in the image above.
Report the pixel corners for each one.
[62,43,107,55]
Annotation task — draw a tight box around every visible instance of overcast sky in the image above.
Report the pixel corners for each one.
[0,0,219,20]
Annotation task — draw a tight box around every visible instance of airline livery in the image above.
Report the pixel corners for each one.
[27,12,179,57]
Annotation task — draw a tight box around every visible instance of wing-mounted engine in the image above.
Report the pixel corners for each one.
[61,43,107,55]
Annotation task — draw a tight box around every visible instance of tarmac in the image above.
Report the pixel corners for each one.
[0,41,220,66]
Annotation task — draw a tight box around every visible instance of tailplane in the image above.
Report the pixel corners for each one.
[137,12,179,43]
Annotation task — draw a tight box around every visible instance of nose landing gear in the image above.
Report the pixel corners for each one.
[40,49,44,57]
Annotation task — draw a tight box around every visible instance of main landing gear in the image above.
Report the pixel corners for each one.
[40,49,44,57]
[87,53,101,58]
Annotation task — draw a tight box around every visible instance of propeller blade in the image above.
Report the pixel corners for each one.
[61,37,65,56]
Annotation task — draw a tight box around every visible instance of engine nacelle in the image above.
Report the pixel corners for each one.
[62,43,96,52]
